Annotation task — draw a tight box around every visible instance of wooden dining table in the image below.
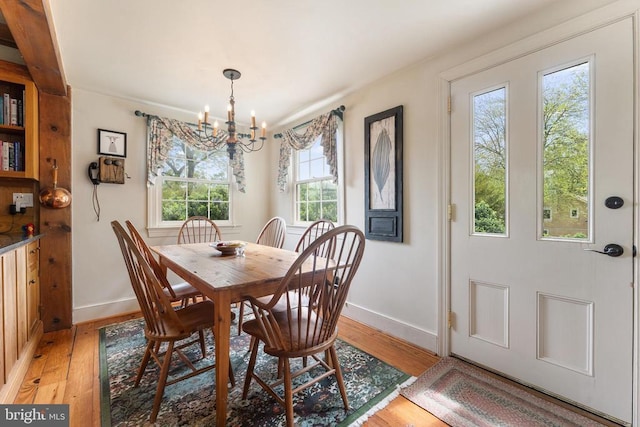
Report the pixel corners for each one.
[150,241,301,427]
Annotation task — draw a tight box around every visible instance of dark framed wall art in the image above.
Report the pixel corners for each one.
[98,128,127,157]
[364,105,403,242]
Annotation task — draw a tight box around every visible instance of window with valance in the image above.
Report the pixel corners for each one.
[147,115,246,192]
[145,115,244,232]
[277,110,340,192]
[277,109,344,224]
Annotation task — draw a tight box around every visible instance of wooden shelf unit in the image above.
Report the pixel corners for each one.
[0,61,38,180]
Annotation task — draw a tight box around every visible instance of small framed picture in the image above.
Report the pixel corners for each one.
[98,129,127,158]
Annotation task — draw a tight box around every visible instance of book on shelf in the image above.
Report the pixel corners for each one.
[0,140,23,172]
[7,142,13,170]
[14,141,21,171]
[10,98,17,125]
[3,93,9,125]
[17,99,22,127]
[1,141,8,171]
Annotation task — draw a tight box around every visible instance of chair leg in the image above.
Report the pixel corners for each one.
[198,330,207,358]
[135,340,155,387]
[329,345,349,411]
[229,363,236,388]
[242,337,259,399]
[238,302,245,335]
[150,341,175,423]
[283,357,295,427]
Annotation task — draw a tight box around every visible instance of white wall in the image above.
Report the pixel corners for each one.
[70,0,628,354]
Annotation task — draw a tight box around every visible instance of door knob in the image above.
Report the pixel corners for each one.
[583,243,624,257]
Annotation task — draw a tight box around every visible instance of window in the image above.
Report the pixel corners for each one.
[294,134,340,224]
[472,86,508,235]
[148,135,232,233]
[540,61,590,240]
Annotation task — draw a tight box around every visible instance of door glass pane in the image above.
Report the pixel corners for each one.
[541,62,589,240]
[473,87,507,235]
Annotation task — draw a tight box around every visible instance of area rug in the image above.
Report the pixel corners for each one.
[401,357,606,427]
[100,317,412,426]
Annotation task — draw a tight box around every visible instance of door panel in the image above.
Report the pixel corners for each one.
[450,18,633,423]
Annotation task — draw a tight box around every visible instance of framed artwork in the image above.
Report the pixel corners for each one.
[98,129,127,157]
[364,105,403,242]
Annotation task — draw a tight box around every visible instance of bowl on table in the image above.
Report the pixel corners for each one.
[210,241,245,256]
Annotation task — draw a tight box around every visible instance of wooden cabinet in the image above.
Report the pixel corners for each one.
[26,241,39,339]
[0,240,42,402]
[0,61,39,180]
[2,249,17,384]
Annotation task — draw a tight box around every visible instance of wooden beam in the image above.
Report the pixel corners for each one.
[0,0,66,96]
[0,23,17,49]
[39,87,72,331]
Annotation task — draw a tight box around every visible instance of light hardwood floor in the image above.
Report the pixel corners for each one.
[14,312,445,427]
[13,312,621,427]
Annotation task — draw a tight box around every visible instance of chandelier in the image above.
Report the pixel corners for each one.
[197,68,266,159]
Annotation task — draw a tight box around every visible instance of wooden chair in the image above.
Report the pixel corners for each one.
[241,225,365,427]
[295,219,335,256]
[125,220,202,307]
[177,216,223,244]
[236,217,288,334]
[238,219,336,336]
[111,221,234,423]
[255,216,287,248]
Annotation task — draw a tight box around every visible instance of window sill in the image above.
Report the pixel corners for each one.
[147,224,243,239]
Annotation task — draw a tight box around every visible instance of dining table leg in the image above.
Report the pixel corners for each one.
[215,291,231,427]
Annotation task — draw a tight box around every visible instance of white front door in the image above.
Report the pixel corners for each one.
[450,18,634,424]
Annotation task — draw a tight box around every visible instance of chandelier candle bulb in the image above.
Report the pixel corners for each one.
[251,111,256,128]
[213,121,219,137]
[204,105,210,124]
[261,121,267,138]
[227,105,232,122]
[198,112,203,131]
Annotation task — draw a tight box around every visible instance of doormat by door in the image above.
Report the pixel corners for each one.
[401,357,608,427]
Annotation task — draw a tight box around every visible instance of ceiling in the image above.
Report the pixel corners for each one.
[46,0,610,128]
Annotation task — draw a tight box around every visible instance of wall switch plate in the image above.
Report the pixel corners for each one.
[12,193,34,207]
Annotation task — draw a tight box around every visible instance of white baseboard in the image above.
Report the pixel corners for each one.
[73,297,139,324]
[342,301,438,354]
[74,297,440,355]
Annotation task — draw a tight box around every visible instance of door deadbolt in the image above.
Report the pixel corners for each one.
[604,196,624,209]
[583,243,624,257]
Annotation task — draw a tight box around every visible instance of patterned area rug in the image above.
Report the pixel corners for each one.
[401,357,606,427]
[100,317,411,426]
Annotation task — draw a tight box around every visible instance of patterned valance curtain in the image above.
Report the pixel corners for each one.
[277,111,339,192]
[146,115,246,192]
